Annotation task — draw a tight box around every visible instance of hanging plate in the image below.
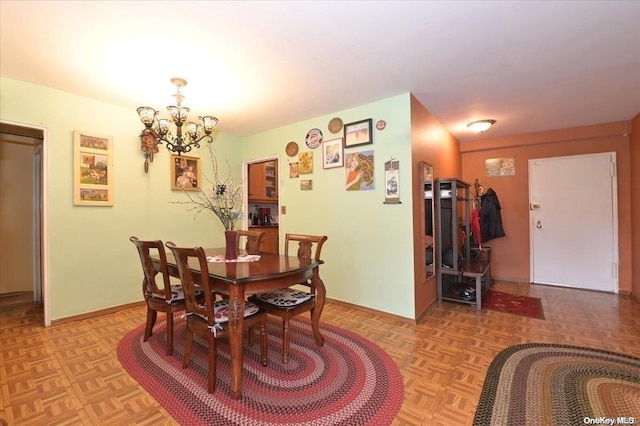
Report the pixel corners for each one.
[305,128,323,149]
[328,117,343,134]
[285,141,299,157]
[376,120,387,130]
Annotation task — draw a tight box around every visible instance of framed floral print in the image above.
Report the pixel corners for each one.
[298,151,313,174]
[171,155,201,190]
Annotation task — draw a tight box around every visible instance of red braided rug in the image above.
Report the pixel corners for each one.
[117,316,403,425]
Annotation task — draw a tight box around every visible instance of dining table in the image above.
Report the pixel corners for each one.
[153,247,326,400]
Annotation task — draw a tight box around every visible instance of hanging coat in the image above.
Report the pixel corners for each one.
[480,188,506,242]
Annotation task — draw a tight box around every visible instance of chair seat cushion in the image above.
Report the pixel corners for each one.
[152,285,204,304]
[194,300,261,324]
[254,288,313,308]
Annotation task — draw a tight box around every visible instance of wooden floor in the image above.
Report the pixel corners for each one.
[2,282,640,426]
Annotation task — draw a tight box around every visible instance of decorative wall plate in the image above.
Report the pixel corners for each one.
[286,141,299,157]
[376,120,387,130]
[305,128,323,149]
[328,117,343,134]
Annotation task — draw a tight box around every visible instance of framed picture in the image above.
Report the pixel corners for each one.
[298,151,313,174]
[300,179,313,190]
[171,155,201,190]
[289,162,299,178]
[384,160,400,204]
[345,150,375,191]
[343,118,373,148]
[485,157,516,176]
[73,130,114,206]
[322,138,344,169]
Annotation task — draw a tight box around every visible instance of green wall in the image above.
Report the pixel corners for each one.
[0,77,242,320]
[1,77,417,320]
[242,94,416,318]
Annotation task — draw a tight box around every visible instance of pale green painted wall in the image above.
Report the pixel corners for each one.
[0,77,242,320]
[1,77,417,320]
[242,94,416,318]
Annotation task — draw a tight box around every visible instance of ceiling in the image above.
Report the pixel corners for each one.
[1,1,639,142]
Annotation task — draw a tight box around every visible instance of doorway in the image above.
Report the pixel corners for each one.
[243,156,280,254]
[0,122,46,322]
[529,152,618,292]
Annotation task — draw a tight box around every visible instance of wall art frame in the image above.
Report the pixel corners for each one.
[485,157,516,176]
[322,138,344,169]
[289,162,299,178]
[383,159,401,204]
[171,154,201,190]
[300,179,313,190]
[298,151,313,174]
[343,118,373,148]
[345,149,375,191]
[73,130,114,206]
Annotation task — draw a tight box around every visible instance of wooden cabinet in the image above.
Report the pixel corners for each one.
[248,161,278,203]
[251,226,279,254]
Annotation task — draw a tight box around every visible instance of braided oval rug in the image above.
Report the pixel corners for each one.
[473,343,640,425]
[118,316,403,425]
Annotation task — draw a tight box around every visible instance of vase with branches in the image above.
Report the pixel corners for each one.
[172,144,244,259]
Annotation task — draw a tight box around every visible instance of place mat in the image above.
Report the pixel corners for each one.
[206,255,261,263]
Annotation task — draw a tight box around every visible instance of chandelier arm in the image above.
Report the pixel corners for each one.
[136,77,217,156]
[194,134,213,145]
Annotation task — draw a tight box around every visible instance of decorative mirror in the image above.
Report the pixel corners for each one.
[420,162,435,279]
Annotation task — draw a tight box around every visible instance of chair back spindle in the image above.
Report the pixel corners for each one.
[130,237,172,300]
[165,243,215,324]
[236,230,266,254]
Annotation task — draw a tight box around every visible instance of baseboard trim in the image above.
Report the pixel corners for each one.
[326,297,416,324]
[50,301,146,326]
[492,276,531,284]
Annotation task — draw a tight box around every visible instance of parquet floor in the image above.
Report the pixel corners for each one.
[2,282,640,426]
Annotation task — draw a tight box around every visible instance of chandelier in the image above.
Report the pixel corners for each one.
[137,77,218,156]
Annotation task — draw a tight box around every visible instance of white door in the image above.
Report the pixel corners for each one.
[529,153,618,292]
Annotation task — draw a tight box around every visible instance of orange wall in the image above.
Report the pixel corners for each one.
[461,121,633,294]
[410,95,462,318]
[631,114,640,301]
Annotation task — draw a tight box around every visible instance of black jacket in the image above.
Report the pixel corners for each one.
[480,188,506,242]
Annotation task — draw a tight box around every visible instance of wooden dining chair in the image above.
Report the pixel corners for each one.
[236,229,266,254]
[250,233,328,364]
[129,236,202,356]
[165,242,268,394]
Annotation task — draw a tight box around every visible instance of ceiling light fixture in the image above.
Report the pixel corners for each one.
[466,119,496,133]
[137,77,218,156]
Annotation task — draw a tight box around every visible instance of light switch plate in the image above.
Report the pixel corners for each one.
[281,206,286,214]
